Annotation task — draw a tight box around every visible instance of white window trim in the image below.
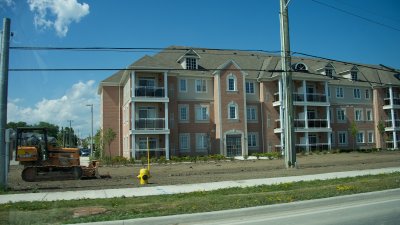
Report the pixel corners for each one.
[365,89,371,99]
[353,88,361,99]
[195,104,210,122]
[228,102,238,119]
[336,87,344,98]
[245,81,255,94]
[179,133,190,152]
[226,73,237,92]
[338,131,348,145]
[186,58,198,70]
[195,133,208,152]
[336,108,346,123]
[178,104,189,123]
[367,131,374,143]
[354,108,363,121]
[179,79,187,93]
[356,131,365,144]
[247,106,257,122]
[248,132,258,148]
[366,109,373,121]
[195,79,207,93]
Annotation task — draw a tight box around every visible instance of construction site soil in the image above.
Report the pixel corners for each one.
[7,151,400,193]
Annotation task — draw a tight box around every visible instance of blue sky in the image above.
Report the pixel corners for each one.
[1,0,400,137]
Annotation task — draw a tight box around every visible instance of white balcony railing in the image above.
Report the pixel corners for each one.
[135,118,165,130]
[135,86,165,97]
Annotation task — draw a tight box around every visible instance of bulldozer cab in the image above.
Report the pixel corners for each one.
[16,127,49,162]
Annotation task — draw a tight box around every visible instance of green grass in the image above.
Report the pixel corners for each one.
[0,172,399,225]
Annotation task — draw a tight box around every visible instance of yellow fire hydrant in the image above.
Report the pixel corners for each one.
[137,168,150,185]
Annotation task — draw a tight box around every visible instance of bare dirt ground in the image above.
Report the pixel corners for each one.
[7,151,400,193]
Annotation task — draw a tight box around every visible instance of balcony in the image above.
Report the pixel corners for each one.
[277,119,328,128]
[296,143,330,152]
[383,97,400,108]
[135,118,165,130]
[273,92,328,106]
[296,119,328,128]
[135,86,165,98]
[384,119,400,130]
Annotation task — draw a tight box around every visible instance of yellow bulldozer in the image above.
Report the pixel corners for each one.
[15,127,99,182]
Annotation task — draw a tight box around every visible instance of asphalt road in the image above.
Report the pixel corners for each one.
[80,189,400,225]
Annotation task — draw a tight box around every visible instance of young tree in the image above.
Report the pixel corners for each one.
[103,128,116,158]
[377,121,386,149]
[349,122,359,151]
[94,129,103,158]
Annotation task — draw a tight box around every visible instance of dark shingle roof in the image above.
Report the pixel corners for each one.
[99,45,400,89]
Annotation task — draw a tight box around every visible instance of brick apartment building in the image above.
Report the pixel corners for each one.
[98,46,400,159]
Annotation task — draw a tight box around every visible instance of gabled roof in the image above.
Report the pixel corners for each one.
[98,45,400,92]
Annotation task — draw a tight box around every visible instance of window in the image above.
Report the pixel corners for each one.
[195,105,209,121]
[186,58,197,70]
[228,102,238,119]
[247,106,257,121]
[227,74,237,91]
[325,68,333,78]
[351,71,357,81]
[336,87,344,98]
[356,132,364,143]
[179,133,190,151]
[355,109,363,121]
[196,133,208,151]
[368,131,374,143]
[178,104,189,122]
[138,137,157,150]
[338,132,347,145]
[179,79,187,92]
[337,109,346,121]
[248,133,258,148]
[294,62,307,71]
[366,109,373,121]
[365,89,370,99]
[245,81,255,94]
[195,79,207,93]
[138,78,155,87]
[353,88,361,99]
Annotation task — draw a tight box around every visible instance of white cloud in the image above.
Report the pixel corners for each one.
[27,0,90,37]
[8,80,100,137]
[0,0,14,7]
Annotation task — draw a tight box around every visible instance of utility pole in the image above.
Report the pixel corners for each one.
[279,0,296,168]
[0,18,11,188]
[67,120,73,147]
[86,104,93,157]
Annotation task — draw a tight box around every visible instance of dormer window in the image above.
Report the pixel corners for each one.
[351,71,357,81]
[294,62,308,71]
[177,49,201,70]
[325,68,333,78]
[186,58,197,70]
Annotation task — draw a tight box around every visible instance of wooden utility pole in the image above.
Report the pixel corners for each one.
[279,0,296,168]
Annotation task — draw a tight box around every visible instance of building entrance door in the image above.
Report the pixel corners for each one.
[226,134,242,157]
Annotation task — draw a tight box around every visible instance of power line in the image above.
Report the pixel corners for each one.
[310,0,400,33]
[8,45,399,73]
[334,0,400,23]
[291,51,399,73]
[10,46,282,55]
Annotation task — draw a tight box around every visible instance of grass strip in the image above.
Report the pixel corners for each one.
[0,172,399,225]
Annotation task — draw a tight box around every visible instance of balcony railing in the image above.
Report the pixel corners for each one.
[277,119,328,129]
[135,86,165,97]
[296,143,330,152]
[384,97,400,106]
[385,119,400,128]
[274,92,327,103]
[135,118,165,130]
[136,147,166,152]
